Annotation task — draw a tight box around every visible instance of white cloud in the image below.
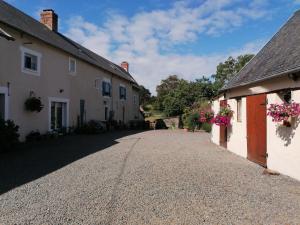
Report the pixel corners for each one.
[65,0,269,94]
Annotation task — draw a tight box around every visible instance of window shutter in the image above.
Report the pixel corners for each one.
[109,83,112,97]
[124,88,127,100]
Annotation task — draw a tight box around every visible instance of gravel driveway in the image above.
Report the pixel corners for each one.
[1,130,300,224]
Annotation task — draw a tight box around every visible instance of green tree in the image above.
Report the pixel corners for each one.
[155,75,182,110]
[138,85,151,106]
[162,79,191,116]
[213,54,254,90]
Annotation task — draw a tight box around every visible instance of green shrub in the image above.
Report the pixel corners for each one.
[186,112,200,131]
[26,130,42,142]
[202,123,212,133]
[0,119,20,152]
[75,120,104,134]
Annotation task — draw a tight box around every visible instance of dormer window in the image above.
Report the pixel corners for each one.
[69,58,76,74]
[119,86,126,100]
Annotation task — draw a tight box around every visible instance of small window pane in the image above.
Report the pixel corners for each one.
[24,53,38,71]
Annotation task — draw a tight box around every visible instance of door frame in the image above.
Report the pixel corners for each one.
[0,86,9,120]
[48,97,69,131]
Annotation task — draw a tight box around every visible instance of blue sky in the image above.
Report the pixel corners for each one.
[5,0,300,93]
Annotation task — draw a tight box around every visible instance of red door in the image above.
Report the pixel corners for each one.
[246,94,267,167]
[219,100,227,148]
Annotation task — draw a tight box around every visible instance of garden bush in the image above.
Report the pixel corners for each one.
[75,120,104,134]
[0,119,20,152]
[186,112,200,131]
[26,130,42,142]
[201,122,212,133]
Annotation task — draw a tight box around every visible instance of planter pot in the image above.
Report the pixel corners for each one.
[280,116,293,127]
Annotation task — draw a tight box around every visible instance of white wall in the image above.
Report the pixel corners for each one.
[227,98,247,158]
[212,89,300,181]
[211,96,222,145]
[267,90,300,181]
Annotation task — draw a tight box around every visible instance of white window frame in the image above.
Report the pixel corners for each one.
[48,97,70,131]
[69,57,77,75]
[20,46,42,76]
[0,87,9,120]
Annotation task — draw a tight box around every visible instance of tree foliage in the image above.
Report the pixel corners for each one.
[138,85,152,106]
[153,54,254,117]
[213,54,254,89]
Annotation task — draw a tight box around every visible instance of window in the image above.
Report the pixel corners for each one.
[95,79,100,89]
[69,58,76,74]
[102,81,111,97]
[24,53,37,71]
[119,86,126,100]
[237,98,242,122]
[133,95,137,105]
[21,47,41,75]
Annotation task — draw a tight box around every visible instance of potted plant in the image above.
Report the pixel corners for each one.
[211,104,233,127]
[25,96,43,112]
[267,102,300,127]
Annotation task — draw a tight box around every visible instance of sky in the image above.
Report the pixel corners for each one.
[5,0,300,94]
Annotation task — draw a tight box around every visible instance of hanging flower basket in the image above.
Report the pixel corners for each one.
[267,102,300,127]
[211,104,233,127]
[25,97,44,112]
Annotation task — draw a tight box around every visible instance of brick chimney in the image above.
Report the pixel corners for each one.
[121,61,129,72]
[40,9,58,32]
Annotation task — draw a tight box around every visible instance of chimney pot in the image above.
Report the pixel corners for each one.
[40,9,58,32]
[121,61,129,72]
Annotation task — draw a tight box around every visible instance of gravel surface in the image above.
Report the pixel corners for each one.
[1,130,300,225]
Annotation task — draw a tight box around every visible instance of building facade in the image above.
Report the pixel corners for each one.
[211,11,300,181]
[0,2,141,139]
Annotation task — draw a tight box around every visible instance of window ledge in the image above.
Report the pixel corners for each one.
[22,68,40,76]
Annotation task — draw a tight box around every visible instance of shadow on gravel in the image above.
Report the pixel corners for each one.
[0,130,142,195]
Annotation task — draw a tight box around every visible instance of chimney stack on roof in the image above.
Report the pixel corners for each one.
[121,61,129,72]
[40,9,58,32]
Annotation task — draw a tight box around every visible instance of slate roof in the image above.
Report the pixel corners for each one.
[0,27,14,40]
[0,0,137,83]
[223,10,300,91]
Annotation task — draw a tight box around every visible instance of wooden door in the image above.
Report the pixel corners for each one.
[246,94,267,167]
[219,100,227,148]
